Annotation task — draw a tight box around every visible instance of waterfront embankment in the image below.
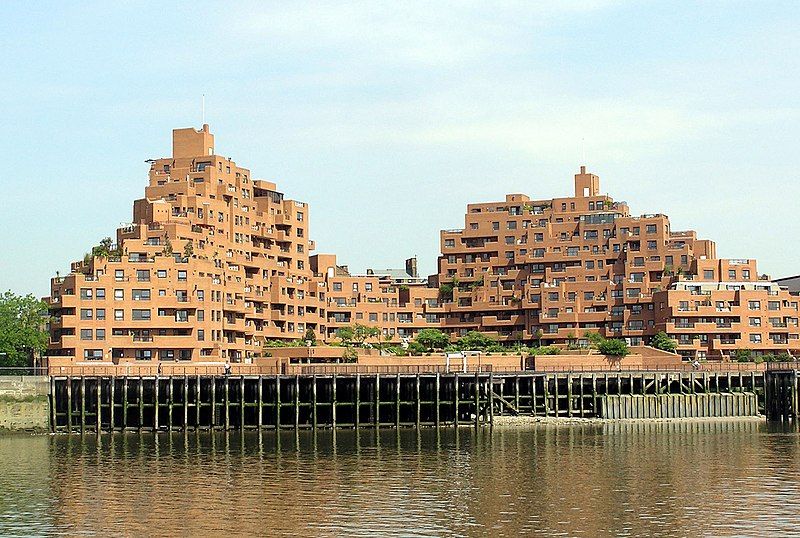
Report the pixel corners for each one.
[0,376,49,431]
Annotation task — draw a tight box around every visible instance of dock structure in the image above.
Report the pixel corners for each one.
[49,369,766,433]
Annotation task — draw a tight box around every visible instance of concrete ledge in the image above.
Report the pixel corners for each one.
[0,377,50,431]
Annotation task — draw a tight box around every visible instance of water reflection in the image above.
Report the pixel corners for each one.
[2,420,800,536]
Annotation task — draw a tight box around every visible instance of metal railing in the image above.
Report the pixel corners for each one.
[530,363,767,373]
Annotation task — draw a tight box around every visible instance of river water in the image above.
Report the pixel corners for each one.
[1,420,799,537]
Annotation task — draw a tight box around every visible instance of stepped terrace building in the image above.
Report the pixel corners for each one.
[436,167,800,360]
[46,125,799,367]
[48,125,328,366]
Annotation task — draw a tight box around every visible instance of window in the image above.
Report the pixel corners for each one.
[96,308,105,320]
[352,283,358,291]
[505,236,514,245]
[750,334,762,344]
[704,270,714,280]
[197,329,205,341]
[114,309,124,321]
[178,270,187,282]
[646,224,657,234]
[84,349,103,361]
[80,288,93,300]
[135,349,152,361]
[137,270,150,282]
[96,329,105,341]
[743,269,751,279]
[750,317,761,327]
[749,301,760,310]
[728,269,736,279]
[132,309,151,320]
[115,270,125,282]
[197,290,204,301]
[333,282,342,292]
[507,221,517,230]
[95,288,105,299]
[492,222,499,231]
[114,289,124,300]
[365,283,373,292]
[769,301,780,311]
[132,289,151,301]
[80,329,93,340]
[80,308,93,320]
[157,270,167,278]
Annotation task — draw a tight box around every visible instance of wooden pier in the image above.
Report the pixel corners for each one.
[49,369,766,433]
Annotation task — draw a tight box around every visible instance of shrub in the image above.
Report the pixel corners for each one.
[651,331,678,353]
[415,328,450,350]
[598,338,630,357]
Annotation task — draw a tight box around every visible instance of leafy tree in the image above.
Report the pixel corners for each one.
[533,328,544,347]
[407,342,426,355]
[458,330,494,350]
[438,283,454,302]
[352,324,380,346]
[163,236,173,256]
[183,241,194,259]
[304,328,317,345]
[734,349,752,363]
[336,326,355,346]
[583,331,605,348]
[651,331,678,352]
[0,291,49,367]
[415,328,450,350]
[598,338,630,357]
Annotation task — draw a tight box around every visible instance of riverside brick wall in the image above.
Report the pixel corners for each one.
[0,377,50,431]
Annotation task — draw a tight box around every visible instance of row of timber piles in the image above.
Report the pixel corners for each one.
[50,371,766,433]
[764,368,800,421]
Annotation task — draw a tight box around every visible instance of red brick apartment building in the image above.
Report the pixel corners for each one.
[45,126,799,367]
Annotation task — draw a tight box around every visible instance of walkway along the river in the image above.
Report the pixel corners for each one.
[49,370,769,433]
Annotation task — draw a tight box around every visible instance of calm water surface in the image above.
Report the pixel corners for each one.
[2,420,800,537]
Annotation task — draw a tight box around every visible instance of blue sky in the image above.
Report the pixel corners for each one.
[2,1,799,297]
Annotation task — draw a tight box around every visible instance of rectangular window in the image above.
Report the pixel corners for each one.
[114,309,124,321]
[157,270,167,278]
[114,289,124,300]
[80,308,93,320]
[178,270,187,282]
[333,282,342,291]
[750,317,761,327]
[132,289,151,301]
[80,329,93,340]
[80,288,93,300]
[84,349,103,361]
[96,329,105,341]
[115,270,125,282]
[137,270,150,282]
[749,301,761,310]
[197,310,204,321]
[132,309,151,320]
[197,329,205,341]
[728,269,736,279]
[96,308,105,320]
[704,270,714,280]
[135,349,152,361]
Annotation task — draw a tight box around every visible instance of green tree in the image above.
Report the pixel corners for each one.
[583,331,605,348]
[533,328,544,347]
[304,328,317,345]
[0,291,49,367]
[651,331,678,353]
[734,349,752,363]
[458,330,494,350]
[183,241,194,259]
[352,324,380,346]
[415,328,450,350]
[336,326,355,346]
[598,338,630,357]
[438,283,454,302]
